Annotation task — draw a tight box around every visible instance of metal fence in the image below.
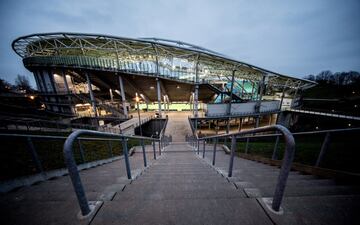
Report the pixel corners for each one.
[225,127,360,171]
[62,127,171,216]
[187,121,295,212]
[187,117,360,211]
[0,117,98,132]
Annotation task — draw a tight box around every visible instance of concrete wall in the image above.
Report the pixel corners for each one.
[206,100,280,117]
[135,118,166,137]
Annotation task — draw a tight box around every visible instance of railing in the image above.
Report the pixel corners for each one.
[205,100,280,117]
[63,116,171,217]
[63,130,166,216]
[271,127,360,167]
[0,133,129,184]
[187,117,295,212]
[157,115,171,151]
[287,108,360,120]
[298,106,360,118]
[72,92,125,118]
[0,117,98,132]
[219,127,360,170]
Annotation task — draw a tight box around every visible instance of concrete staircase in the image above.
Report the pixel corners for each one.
[91,143,273,225]
[1,141,359,224]
[202,145,360,225]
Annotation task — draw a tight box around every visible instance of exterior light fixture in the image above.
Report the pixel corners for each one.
[150,86,155,90]
[135,92,140,103]
[176,85,180,89]
[348,123,351,127]
[29,95,35,100]
[315,126,319,130]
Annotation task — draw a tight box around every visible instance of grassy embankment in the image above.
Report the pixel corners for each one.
[218,131,359,174]
[0,130,152,181]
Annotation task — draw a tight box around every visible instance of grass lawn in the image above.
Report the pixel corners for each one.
[0,131,152,181]
[218,131,360,174]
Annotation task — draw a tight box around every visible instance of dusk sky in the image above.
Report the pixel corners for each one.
[0,0,359,87]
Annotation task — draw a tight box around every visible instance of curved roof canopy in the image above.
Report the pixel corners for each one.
[12,32,315,89]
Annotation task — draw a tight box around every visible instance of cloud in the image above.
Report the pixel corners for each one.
[0,0,359,86]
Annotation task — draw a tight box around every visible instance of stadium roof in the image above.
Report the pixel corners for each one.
[12,32,316,89]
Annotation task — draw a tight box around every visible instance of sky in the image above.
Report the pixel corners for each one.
[0,0,359,87]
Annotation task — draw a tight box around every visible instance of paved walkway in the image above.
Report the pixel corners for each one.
[164,112,192,142]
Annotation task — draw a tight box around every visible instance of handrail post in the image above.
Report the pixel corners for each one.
[78,139,86,163]
[121,137,132,179]
[212,138,217,166]
[315,132,331,167]
[158,140,161,155]
[245,137,250,154]
[272,135,280,160]
[197,140,200,154]
[152,141,156,160]
[107,140,113,157]
[141,140,147,167]
[271,126,296,212]
[202,140,206,158]
[26,137,44,174]
[63,136,91,216]
[228,135,236,177]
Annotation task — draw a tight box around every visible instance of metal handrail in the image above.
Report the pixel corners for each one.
[188,121,295,212]
[63,129,160,216]
[202,126,360,166]
[157,116,170,153]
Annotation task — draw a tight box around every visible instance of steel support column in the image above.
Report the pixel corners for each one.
[227,70,236,132]
[255,75,266,128]
[156,78,162,118]
[85,72,98,117]
[194,56,200,136]
[238,118,242,131]
[279,80,289,110]
[61,69,75,114]
[118,75,128,118]
[61,69,70,94]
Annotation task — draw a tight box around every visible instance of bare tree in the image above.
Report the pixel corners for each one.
[14,74,32,92]
[304,71,360,86]
[0,78,13,92]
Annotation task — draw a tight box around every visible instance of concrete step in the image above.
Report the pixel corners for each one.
[140,173,222,179]
[136,176,227,183]
[228,172,318,181]
[129,180,234,190]
[116,187,245,200]
[146,168,216,173]
[234,178,336,189]
[259,195,360,225]
[257,185,360,197]
[91,198,273,225]
[0,190,100,202]
[131,179,230,186]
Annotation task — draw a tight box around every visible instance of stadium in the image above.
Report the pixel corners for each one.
[12,32,316,129]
